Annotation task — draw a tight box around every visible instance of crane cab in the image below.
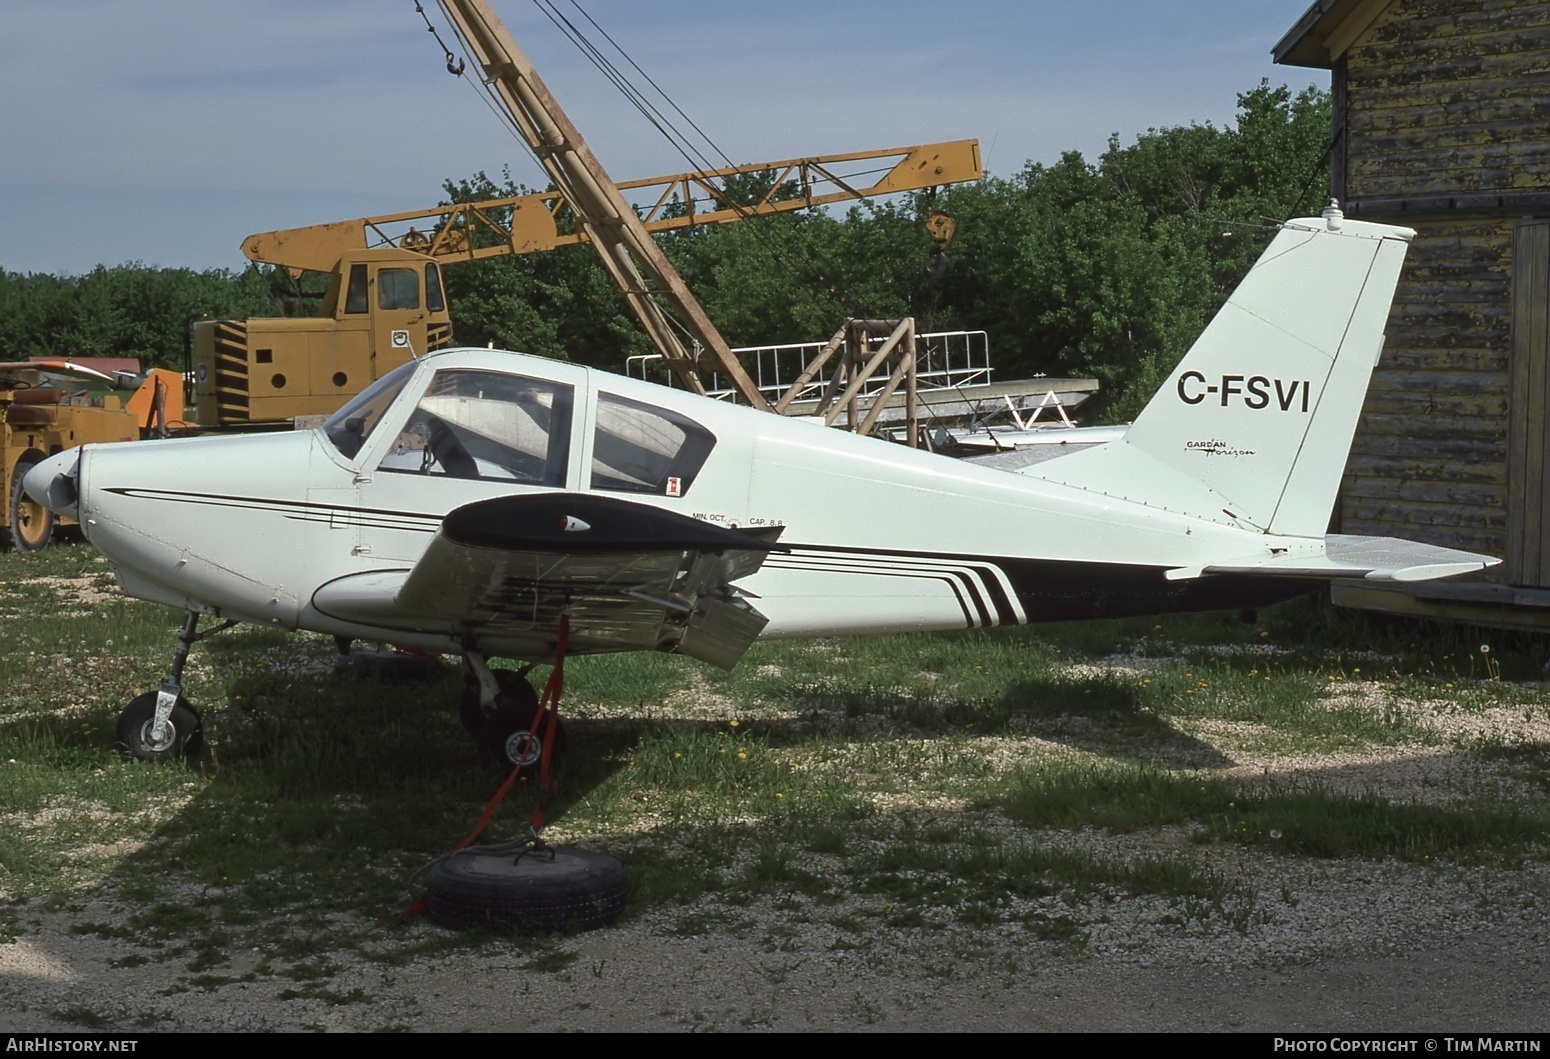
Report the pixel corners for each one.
[190,248,454,427]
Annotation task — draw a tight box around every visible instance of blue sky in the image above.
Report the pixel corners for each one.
[0,1,1326,276]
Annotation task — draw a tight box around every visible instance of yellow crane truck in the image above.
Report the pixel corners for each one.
[192,140,983,425]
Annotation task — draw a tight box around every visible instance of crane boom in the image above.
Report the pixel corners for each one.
[242,140,983,278]
[427,0,762,403]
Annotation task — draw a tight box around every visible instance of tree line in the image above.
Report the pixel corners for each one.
[0,82,1329,422]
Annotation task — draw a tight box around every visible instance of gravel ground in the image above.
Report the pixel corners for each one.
[1,849,1547,1032]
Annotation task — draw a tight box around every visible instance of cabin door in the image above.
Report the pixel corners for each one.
[1507,219,1550,586]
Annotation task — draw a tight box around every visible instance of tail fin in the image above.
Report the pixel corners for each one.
[1032,207,1414,538]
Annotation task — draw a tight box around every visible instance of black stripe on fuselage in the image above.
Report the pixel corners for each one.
[991,557,1316,622]
[780,544,1316,624]
[101,489,441,531]
[762,553,990,627]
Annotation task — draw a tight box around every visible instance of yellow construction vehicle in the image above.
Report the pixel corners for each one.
[192,139,981,426]
[0,362,184,549]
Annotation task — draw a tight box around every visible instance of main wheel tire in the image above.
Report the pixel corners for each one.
[476,694,565,775]
[427,846,627,933]
[116,691,203,762]
[458,694,487,740]
[9,454,54,552]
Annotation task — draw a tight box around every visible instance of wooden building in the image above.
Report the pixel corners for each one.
[1275,0,1550,628]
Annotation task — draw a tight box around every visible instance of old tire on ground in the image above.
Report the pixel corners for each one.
[116,690,204,762]
[9,454,54,551]
[427,847,627,932]
[458,668,535,738]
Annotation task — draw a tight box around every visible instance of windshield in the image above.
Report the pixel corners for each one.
[322,359,419,458]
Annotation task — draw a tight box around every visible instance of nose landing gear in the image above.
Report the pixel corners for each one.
[117,690,203,762]
[116,611,236,762]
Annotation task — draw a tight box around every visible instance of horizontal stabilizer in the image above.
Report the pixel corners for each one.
[1196,535,1499,583]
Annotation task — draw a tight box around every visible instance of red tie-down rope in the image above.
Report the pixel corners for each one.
[405,616,570,916]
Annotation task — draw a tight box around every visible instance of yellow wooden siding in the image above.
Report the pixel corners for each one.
[1332,0,1546,577]
[1339,215,1514,558]
[1344,0,1550,200]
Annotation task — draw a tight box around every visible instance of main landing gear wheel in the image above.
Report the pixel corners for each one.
[9,454,54,551]
[116,690,203,762]
[426,846,627,933]
[476,694,566,776]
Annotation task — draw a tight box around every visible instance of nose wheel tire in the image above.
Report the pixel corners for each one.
[116,691,203,762]
[9,455,55,552]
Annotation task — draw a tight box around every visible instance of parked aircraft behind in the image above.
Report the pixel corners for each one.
[25,206,1497,767]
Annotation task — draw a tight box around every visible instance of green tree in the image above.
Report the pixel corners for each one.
[927,82,1330,419]
[0,263,277,367]
[433,80,1329,411]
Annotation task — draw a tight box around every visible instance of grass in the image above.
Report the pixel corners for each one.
[1,542,1549,1011]
[996,759,1549,861]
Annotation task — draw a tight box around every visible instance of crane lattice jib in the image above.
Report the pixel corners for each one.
[241,140,982,277]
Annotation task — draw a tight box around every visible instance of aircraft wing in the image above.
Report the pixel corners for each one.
[312,493,784,668]
[1177,534,1499,583]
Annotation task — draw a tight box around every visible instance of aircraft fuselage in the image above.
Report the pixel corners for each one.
[41,347,1313,663]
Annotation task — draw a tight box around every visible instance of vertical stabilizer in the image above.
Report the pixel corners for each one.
[1031,208,1414,539]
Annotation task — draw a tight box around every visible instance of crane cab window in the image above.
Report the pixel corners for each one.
[380,368,573,484]
[344,264,368,314]
[426,264,445,313]
[590,392,714,495]
[377,268,420,311]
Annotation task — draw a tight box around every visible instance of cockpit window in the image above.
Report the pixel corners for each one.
[590,392,714,496]
[379,368,573,485]
[322,359,418,459]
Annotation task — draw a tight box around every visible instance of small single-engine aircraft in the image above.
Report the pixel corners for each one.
[26,207,1498,766]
